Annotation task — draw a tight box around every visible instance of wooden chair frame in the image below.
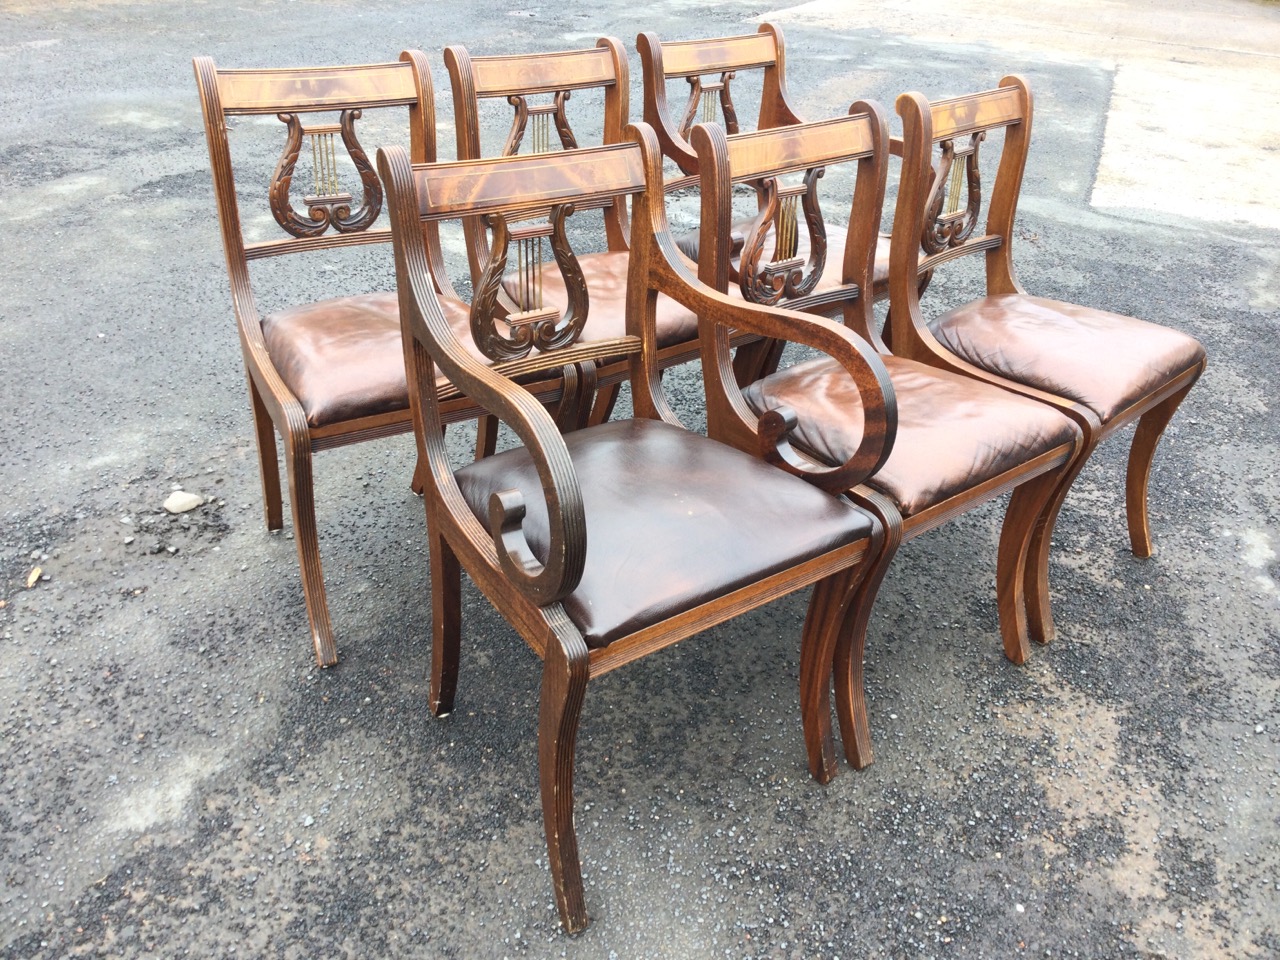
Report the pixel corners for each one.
[194,52,574,666]
[689,105,1083,768]
[638,23,897,385]
[378,122,898,932]
[888,77,1206,646]
[446,38,733,437]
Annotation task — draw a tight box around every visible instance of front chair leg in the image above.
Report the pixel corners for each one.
[1125,371,1201,558]
[996,470,1063,665]
[475,414,500,460]
[248,374,284,531]
[429,527,462,717]
[283,434,337,667]
[539,617,591,933]
[834,493,901,771]
[799,564,865,784]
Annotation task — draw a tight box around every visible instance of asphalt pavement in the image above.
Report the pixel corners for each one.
[1,1,1277,957]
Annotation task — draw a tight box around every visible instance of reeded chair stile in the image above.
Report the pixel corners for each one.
[378,123,897,932]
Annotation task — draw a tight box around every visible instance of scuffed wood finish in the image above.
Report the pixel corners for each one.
[891,78,1206,642]
[379,122,891,933]
[691,107,1084,768]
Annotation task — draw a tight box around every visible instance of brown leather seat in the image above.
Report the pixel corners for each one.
[261,291,483,429]
[744,354,1080,516]
[929,295,1207,424]
[454,418,875,648]
[533,251,700,349]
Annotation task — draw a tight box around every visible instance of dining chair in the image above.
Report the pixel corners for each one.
[637,23,895,385]
[444,38,713,435]
[377,122,896,932]
[688,105,1084,769]
[889,78,1206,645]
[194,53,573,666]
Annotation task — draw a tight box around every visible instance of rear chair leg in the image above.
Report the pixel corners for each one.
[1125,374,1200,558]
[538,621,591,934]
[1024,446,1092,646]
[429,528,462,717]
[799,565,864,784]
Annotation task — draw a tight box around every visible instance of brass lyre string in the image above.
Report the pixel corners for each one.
[701,88,717,123]
[311,134,321,195]
[778,192,798,260]
[946,145,966,215]
[536,235,544,310]
[533,113,549,154]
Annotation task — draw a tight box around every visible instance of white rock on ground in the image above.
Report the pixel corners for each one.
[163,491,203,514]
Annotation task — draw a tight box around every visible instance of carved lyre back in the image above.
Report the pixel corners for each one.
[693,108,888,341]
[445,40,631,288]
[893,78,1033,309]
[193,54,437,274]
[384,143,648,384]
[638,25,803,181]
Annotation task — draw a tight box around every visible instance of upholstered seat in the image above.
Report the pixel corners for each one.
[532,251,701,349]
[929,295,1207,425]
[744,354,1080,516]
[262,292,483,428]
[454,418,874,648]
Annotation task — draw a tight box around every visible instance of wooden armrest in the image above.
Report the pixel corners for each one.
[652,238,897,494]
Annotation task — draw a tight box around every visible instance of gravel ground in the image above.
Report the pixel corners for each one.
[1,1,1277,957]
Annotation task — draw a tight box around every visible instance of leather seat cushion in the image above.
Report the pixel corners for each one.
[453,418,874,648]
[929,295,1206,424]
[261,291,484,429]
[508,251,699,350]
[743,354,1080,517]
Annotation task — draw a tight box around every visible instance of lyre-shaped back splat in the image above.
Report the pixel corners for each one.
[269,109,382,238]
[503,92,579,156]
[738,167,828,306]
[470,204,589,361]
[678,72,739,140]
[921,131,986,254]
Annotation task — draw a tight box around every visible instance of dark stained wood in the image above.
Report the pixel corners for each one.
[194,51,573,667]
[688,107,1084,767]
[891,79,1206,642]
[378,122,894,933]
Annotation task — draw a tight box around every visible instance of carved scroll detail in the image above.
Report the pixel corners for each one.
[678,72,739,139]
[921,131,985,254]
[269,110,382,238]
[738,167,827,306]
[503,92,578,155]
[470,205,588,362]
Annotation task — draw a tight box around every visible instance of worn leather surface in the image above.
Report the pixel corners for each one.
[930,295,1206,424]
[261,291,479,428]
[453,418,874,648]
[744,354,1080,516]
[508,251,700,350]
